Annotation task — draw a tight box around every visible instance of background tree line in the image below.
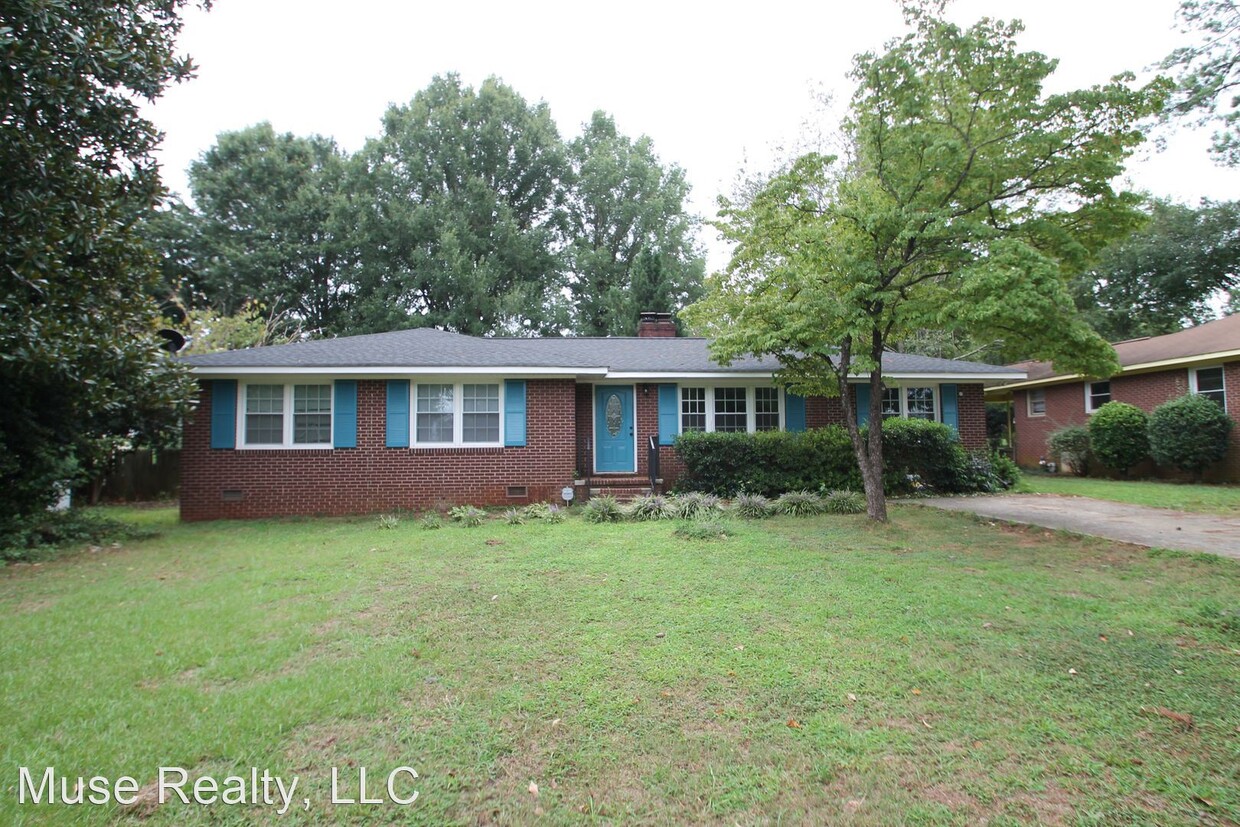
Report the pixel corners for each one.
[149,74,706,342]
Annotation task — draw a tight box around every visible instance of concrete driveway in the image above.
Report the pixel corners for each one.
[916,494,1240,559]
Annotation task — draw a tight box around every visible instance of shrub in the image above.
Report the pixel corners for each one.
[1149,393,1234,480]
[674,427,860,497]
[0,508,155,562]
[1088,401,1149,475]
[732,492,774,519]
[988,452,1022,489]
[821,489,865,514]
[880,418,964,494]
[503,507,526,525]
[1047,426,1092,477]
[628,494,675,521]
[523,502,553,520]
[674,519,730,540]
[582,495,624,523]
[419,512,443,530]
[377,514,400,530]
[671,492,722,519]
[774,490,824,516]
[448,505,486,527]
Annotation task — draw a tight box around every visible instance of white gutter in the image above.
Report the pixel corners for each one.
[988,349,1240,393]
[189,365,609,377]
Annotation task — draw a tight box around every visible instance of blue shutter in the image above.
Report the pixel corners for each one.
[941,383,959,435]
[333,380,357,448]
[210,380,237,449]
[854,384,871,426]
[504,379,526,447]
[386,380,409,448]
[657,384,679,445]
[785,392,807,432]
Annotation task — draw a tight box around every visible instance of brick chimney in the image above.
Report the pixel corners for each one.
[637,311,677,338]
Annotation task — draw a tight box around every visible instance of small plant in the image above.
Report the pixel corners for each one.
[523,502,553,520]
[503,507,526,525]
[1088,401,1149,476]
[774,490,824,516]
[544,504,566,524]
[732,492,773,519]
[418,511,443,530]
[449,505,486,527]
[582,495,624,524]
[376,513,401,530]
[1149,393,1234,481]
[1047,426,1092,477]
[672,492,722,520]
[821,489,865,515]
[674,519,730,540]
[628,493,675,521]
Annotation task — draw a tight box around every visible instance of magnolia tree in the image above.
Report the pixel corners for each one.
[684,4,1166,521]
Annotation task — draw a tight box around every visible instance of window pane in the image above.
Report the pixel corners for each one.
[245,385,283,444]
[1195,367,1225,405]
[293,384,332,444]
[1088,381,1111,411]
[1029,390,1046,416]
[681,387,706,432]
[881,386,902,419]
[461,384,499,442]
[416,384,454,442]
[755,387,780,431]
[714,387,748,432]
[906,387,936,421]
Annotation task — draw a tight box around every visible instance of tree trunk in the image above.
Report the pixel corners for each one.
[833,337,888,523]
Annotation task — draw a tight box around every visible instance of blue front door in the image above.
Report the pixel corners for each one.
[594,386,635,473]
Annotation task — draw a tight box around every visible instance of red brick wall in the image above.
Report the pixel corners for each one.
[1012,361,1240,480]
[180,379,577,521]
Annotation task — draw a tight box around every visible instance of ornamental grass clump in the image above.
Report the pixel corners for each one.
[732,492,774,519]
[774,490,824,516]
[627,494,676,521]
[503,507,526,525]
[448,505,486,527]
[582,495,624,524]
[821,490,865,515]
[418,511,443,530]
[671,492,722,520]
[376,514,401,530]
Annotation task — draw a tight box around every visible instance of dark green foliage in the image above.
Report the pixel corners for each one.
[1148,393,1234,480]
[582,495,625,524]
[821,490,866,515]
[0,0,200,544]
[627,494,676,521]
[1048,426,1092,477]
[881,419,968,494]
[673,428,860,497]
[987,452,1023,490]
[1,509,156,563]
[673,519,730,541]
[1089,402,1150,475]
[732,492,774,520]
[774,491,825,516]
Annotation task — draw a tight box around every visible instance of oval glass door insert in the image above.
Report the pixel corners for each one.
[605,393,622,436]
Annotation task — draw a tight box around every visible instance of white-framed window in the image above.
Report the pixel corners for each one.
[679,386,783,433]
[905,386,937,421]
[880,386,902,419]
[1085,380,1111,414]
[1190,366,1226,407]
[865,383,940,422]
[1027,389,1047,417]
[413,381,503,446]
[240,383,333,448]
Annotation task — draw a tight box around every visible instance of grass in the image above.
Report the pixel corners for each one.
[1017,475,1240,515]
[0,505,1237,824]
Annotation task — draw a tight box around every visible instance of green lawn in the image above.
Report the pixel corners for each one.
[1,506,1238,825]
[1017,475,1240,515]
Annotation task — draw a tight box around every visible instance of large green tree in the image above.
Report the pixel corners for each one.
[1071,198,1240,341]
[350,74,567,336]
[182,123,354,334]
[565,111,705,335]
[1164,0,1240,164]
[0,0,200,536]
[685,5,1165,521]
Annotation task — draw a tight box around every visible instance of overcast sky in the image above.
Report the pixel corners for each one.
[146,0,1240,270]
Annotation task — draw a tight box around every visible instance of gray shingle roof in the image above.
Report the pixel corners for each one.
[181,327,1020,376]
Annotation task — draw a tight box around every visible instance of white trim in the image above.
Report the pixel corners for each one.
[1084,380,1111,414]
[989,349,1240,394]
[1189,364,1227,407]
[676,384,785,434]
[607,371,1025,382]
[1026,388,1047,418]
[236,382,334,450]
[592,384,637,474]
[412,380,504,448]
[193,365,605,377]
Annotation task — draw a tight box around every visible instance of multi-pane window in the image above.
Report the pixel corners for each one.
[1192,367,1226,406]
[906,387,936,420]
[292,385,332,444]
[245,384,284,444]
[714,387,748,432]
[880,386,902,419]
[681,387,706,432]
[462,384,500,443]
[416,383,455,443]
[1086,381,1111,413]
[1028,389,1047,417]
[755,387,781,431]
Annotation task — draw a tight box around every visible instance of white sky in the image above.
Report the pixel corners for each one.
[146,0,1240,271]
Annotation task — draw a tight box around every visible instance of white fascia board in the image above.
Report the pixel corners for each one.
[603,371,777,380]
[604,371,1026,382]
[877,372,1027,382]
[190,365,608,378]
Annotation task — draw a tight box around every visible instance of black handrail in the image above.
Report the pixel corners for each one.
[647,434,659,492]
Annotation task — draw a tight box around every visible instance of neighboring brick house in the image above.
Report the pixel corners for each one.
[989,314,1240,480]
[180,313,1024,521]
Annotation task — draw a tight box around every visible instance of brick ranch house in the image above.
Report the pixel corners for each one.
[987,313,1240,480]
[179,313,1024,521]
